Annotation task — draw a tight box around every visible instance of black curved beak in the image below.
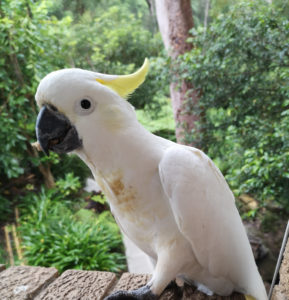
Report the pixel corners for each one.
[36,105,82,155]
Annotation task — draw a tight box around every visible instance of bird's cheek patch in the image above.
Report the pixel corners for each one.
[100,105,127,130]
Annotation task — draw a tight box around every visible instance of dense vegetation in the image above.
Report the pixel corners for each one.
[0,0,288,271]
[19,180,125,272]
[179,1,289,217]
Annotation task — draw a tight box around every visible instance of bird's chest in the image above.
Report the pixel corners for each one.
[105,171,139,220]
[95,170,152,224]
[93,169,173,251]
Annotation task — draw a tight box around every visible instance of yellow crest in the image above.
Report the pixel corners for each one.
[95,58,149,98]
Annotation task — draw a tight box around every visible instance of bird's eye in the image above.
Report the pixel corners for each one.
[74,97,95,116]
[80,99,91,109]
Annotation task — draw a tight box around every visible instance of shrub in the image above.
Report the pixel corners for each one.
[0,0,79,226]
[19,178,126,273]
[178,0,289,212]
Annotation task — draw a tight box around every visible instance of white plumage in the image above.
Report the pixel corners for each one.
[35,60,267,300]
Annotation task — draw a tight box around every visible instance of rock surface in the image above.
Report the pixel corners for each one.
[35,269,116,300]
[0,252,288,300]
[0,266,58,300]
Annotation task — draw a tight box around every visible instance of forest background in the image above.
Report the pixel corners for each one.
[0,0,288,285]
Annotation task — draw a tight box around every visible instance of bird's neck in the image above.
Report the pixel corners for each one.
[75,120,167,179]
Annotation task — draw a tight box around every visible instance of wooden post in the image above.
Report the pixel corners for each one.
[12,224,24,265]
[3,226,14,266]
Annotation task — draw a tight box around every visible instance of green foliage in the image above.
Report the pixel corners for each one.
[0,0,91,234]
[136,94,176,141]
[0,194,13,223]
[91,194,106,205]
[19,176,125,273]
[49,0,156,32]
[179,0,289,212]
[55,172,81,196]
[0,0,72,185]
[0,239,8,264]
[62,4,164,109]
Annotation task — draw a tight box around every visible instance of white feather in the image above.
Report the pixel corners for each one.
[35,68,267,300]
[158,146,267,299]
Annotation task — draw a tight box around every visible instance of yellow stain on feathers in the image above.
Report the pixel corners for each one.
[105,171,138,220]
[109,177,125,196]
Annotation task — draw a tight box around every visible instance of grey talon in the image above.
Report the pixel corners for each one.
[104,285,158,300]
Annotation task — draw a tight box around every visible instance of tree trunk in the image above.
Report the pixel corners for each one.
[26,141,55,189]
[155,0,198,145]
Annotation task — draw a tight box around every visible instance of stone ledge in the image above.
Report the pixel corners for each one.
[0,265,58,300]
[35,269,116,300]
[0,241,288,300]
[0,266,244,300]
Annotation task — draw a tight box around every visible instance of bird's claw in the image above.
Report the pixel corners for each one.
[104,285,158,300]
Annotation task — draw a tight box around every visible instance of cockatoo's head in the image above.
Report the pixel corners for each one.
[35,59,149,155]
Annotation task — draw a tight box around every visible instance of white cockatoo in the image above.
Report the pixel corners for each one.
[35,59,267,300]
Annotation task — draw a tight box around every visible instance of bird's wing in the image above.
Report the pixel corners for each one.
[158,145,257,287]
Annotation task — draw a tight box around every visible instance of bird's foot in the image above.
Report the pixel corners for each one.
[104,285,158,300]
[160,280,183,299]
